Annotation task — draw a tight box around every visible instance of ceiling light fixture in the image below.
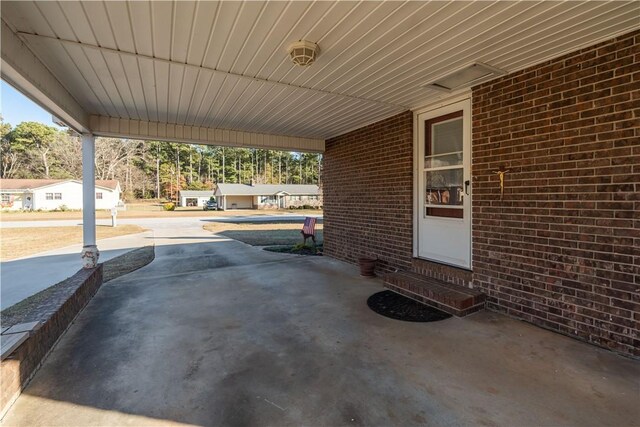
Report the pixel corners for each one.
[287,40,320,67]
[423,62,506,92]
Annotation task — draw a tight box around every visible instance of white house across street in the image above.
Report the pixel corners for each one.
[0,179,121,211]
[178,190,215,207]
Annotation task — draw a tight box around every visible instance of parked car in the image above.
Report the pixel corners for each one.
[203,200,218,211]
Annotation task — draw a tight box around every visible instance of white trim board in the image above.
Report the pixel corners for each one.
[89,116,325,153]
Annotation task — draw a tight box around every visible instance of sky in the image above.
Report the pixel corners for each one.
[1,80,64,128]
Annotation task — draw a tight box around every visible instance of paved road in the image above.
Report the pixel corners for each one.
[0,213,322,310]
[0,213,321,229]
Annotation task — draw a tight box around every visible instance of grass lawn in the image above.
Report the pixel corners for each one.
[203,221,323,246]
[0,208,322,221]
[0,224,147,261]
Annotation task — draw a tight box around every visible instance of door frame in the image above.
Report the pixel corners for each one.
[412,92,472,268]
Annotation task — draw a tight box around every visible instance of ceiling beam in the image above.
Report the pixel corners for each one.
[89,115,325,153]
[1,21,90,133]
[17,32,408,111]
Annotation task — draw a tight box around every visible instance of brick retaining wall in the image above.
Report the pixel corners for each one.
[1,265,103,417]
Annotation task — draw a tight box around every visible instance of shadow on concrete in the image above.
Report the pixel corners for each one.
[199,217,323,225]
[5,238,346,425]
[3,237,639,426]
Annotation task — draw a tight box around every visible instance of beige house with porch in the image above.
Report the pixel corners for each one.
[215,183,320,210]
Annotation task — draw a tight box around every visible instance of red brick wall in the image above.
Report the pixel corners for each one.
[1,266,104,416]
[323,112,413,272]
[472,30,639,356]
[323,31,638,357]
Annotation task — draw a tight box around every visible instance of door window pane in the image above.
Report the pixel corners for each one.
[425,170,463,206]
[426,117,463,156]
[424,111,464,219]
[424,152,463,168]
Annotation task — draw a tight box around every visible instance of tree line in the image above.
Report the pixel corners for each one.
[1,120,322,201]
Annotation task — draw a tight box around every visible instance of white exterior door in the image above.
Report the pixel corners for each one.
[23,193,33,210]
[416,98,471,269]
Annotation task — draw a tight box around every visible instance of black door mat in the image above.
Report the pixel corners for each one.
[367,290,452,322]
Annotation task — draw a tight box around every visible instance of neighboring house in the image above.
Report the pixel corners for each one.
[179,190,215,207]
[215,183,320,210]
[0,179,121,211]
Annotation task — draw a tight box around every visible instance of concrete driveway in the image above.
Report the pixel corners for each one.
[1,223,638,426]
[0,214,320,309]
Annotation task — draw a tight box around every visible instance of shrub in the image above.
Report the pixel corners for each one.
[122,190,136,203]
[163,202,176,211]
[292,243,311,251]
[302,204,312,210]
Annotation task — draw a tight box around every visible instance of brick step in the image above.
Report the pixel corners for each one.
[383,271,485,317]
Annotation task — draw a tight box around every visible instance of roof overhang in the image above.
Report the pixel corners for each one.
[1,1,638,148]
[1,20,90,133]
[0,188,33,193]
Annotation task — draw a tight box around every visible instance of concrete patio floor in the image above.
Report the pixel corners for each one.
[1,224,638,426]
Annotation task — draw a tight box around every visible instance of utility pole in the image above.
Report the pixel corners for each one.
[189,149,193,183]
[140,143,146,198]
[176,146,180,204]
[198,150,201,181]
[251,149,255,181]
[156,144,160,199]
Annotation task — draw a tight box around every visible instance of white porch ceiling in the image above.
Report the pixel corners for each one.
[2,1,639,142]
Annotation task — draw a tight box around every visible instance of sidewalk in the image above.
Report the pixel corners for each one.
[1,231,152,310]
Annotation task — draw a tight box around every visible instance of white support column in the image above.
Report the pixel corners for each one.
[81,133,99,268]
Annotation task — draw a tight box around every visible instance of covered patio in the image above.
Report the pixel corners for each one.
[2,225,638,426]
[1,0,639,424]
